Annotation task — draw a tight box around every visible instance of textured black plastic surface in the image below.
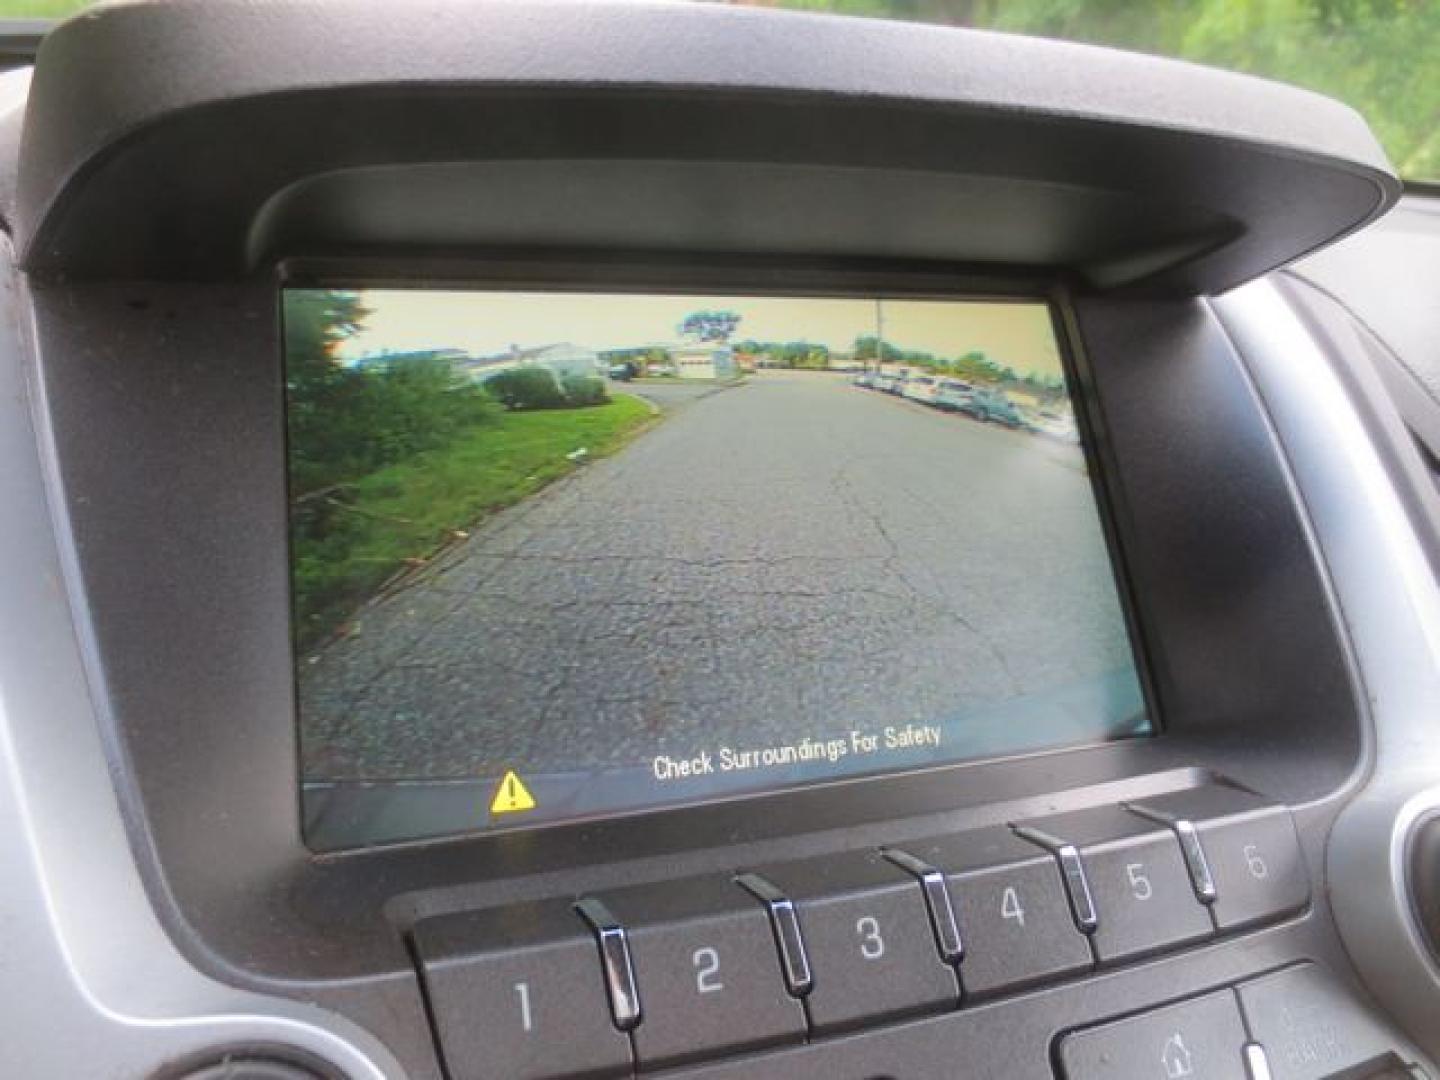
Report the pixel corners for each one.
[25,259,1360,959]
[15,0,1398,292]
[4,6,1396,1075]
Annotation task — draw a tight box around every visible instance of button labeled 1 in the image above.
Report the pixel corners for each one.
[751,852,958,1034]
[413,902,632,1080]
[598,877,805,1070]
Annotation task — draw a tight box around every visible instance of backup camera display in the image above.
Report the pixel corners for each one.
[287,288,1147,848]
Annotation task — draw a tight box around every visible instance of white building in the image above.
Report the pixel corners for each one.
[672,343,737,380]
[459,342,603,383]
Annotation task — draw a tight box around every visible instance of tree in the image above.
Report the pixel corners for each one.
[854,335,902,364]
[678,309,743,343]
[284,290,370,388]
[283,290,499,494]
[741,0,1440,180]
[284,291,374,493]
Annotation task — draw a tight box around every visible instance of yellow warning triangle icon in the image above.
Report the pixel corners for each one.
[490,770,537,815]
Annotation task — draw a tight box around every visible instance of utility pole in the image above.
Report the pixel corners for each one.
[874,298,885,374]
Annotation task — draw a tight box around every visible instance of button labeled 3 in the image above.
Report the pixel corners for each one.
[751,851,958,1034]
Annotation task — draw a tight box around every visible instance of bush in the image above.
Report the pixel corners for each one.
[484,368,610,410]
[561,374,609,406]
[483,367,569,410]
[287,354,500,495]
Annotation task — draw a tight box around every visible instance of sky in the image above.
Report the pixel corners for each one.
[331,289,1065,380]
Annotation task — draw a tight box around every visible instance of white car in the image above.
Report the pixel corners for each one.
[1032,410,1081,444]
[901,375,941,404]
[932,378,976,412]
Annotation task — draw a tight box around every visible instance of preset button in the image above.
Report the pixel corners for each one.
[1130,788,1310,931]
[413,901,632,1080]
[598,876,806,1071]
[751,851,959,1034]
[1017,805,1213,962]
[905,827,1093,998]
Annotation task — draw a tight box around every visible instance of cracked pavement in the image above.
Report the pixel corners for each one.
[299,370,1137,781]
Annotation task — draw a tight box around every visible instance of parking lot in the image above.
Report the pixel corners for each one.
[299,368,1137,780]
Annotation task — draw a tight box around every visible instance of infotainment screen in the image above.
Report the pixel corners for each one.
[287,288,1148,848]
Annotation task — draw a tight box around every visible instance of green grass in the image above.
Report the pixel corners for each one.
[291,394,655,651]
[0,0,90,16]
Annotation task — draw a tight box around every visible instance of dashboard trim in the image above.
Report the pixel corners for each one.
[1215,279,1440,1060]
[14,0,1399,290]
[0,240,410,1078]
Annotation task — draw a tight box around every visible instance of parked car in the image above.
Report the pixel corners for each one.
[901,375,941,404]
[607,361,637,381]
[870,373,900,393]
[970,388,1026,427]
[852,372,873,388]
[932,379,976,412]
[645,363,678,377]
[1032,409,1080,444]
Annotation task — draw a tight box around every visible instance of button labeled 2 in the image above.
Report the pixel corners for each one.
[600,877,805,1070]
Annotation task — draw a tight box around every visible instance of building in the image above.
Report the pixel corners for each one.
[671,343,738,380]
[459,342,603,383]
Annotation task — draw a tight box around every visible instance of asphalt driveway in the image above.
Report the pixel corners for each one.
[299,370,1136,780]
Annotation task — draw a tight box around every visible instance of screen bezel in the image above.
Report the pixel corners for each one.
[27,252,1366,990]
[278,257,1161,852]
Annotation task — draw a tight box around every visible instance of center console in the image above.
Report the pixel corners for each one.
[4,3,1439,1079]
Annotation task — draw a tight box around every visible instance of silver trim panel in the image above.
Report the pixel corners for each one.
[735,873,814,998]
[574,897,643,1031]
[1215,280,1440,1061]
[1013,826,1100,936]
[0,227,406,1075]
[1243,1041,1274,1080]
[1125,805,1219,905]
[884,848,965,964]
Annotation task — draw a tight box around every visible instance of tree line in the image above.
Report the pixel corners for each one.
[747,0,1439,180]
[286,291,607,497]
[285,291,503,497]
